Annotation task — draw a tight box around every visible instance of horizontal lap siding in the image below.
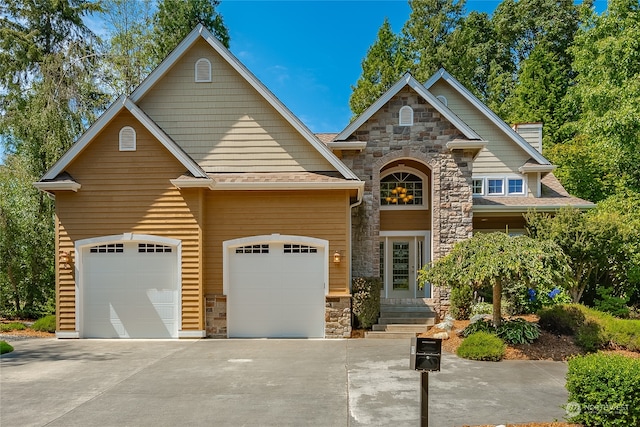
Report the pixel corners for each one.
[380,209,431,231]
[138,39,335,173]
[205,190,350,295]
[429,81,529,174]
[56,111,202,332]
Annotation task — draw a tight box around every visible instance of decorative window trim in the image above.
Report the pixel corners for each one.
[399,106,414,126]
[195,58,212,82]
[284,244,318,254]
[119,126,136,151]
[473,176,527,197]
[436,95,448,106]
[380,166,428,210]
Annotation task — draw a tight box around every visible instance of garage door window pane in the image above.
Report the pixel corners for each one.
[89,243,124,253]
[284,244,318,254]
[236,244,269,254]
[138,243,172,253]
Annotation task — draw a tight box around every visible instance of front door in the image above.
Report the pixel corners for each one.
[387,239,415,298]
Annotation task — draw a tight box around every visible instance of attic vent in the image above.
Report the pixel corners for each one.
[195,58,212,82]
[119,126,136,151]
[399,106,413,126]
[436,95,448,106]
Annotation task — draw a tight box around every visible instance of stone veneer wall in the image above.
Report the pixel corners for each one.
[205,295,351,338]
[340,87,474,316]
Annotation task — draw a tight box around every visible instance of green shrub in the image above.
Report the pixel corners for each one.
[0,340,13,354]
[496,318,540,345]
[461,318,540,345]
[457,331,505,361]
[0,322,27,332]
[566,353,640,426]
[538,304,586,335]
[351,277,382,329]
[32,315,56,333]
[449,283,474,320]
[470,302,493,316]
[575,320,607,352]
[594,287,630,318]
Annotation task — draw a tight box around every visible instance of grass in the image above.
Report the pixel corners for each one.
[0,322,27,332]
[0,340,14,354]
[32,315,56,333]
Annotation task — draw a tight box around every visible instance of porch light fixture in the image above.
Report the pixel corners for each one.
[59,251,71,266]
[333,250,342,264]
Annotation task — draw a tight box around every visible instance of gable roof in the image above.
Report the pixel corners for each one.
[424,68,551,166]
[130,24,358,180]
[335,73,484,142]
[40,96,208,181]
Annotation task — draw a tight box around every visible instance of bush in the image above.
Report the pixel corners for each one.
[594,287,630,318]
[0,322,27,332]
[538,304,586,335]
[351,277,382,329]
[496,318,540,345]
[461,318,540,345]
[0,340,14,354]
[566,353,640,426]
[470,302,493,316]
[32,315,56,333]
[449,283,474,320]
[540,304,640,352]
[457,331,505,361]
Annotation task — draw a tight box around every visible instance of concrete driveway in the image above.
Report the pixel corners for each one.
[0,338,569,427]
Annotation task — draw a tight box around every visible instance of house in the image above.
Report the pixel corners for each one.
[35,25,592,339]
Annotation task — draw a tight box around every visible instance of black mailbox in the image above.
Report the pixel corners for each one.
[410,337,442,371]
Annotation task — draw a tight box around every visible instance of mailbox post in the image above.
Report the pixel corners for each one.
[410,337,442,427]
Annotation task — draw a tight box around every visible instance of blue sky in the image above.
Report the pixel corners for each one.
[219,0,498,132]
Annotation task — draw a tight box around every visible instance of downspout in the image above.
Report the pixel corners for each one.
[348,184,364,292]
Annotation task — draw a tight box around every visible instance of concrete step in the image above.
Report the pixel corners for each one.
[364,331,418,339]
[370,324,429,332]
[379,311,436,319]
[377,317,436,325]
[379,305,436,313]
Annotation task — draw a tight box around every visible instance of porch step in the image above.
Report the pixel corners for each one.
[377,317,436,325]
[372,324,431,333]
[364,331,419,339]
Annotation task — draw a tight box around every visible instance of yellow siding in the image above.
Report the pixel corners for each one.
[138,39,335,173]
[204,190,351,295]
[380,210,431,231]
[56,110,202,331]
[430,80,530,174]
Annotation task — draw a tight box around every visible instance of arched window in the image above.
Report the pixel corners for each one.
[380,171,424,206]
[399,106,413,126]
[119,126,136,151]
[195,58,212,82]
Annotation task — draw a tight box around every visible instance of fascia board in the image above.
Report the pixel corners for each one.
[518,163,556,173]
[326,141,368,151]
[426,68,551,165]
[170,178,215,189]
[210,180,365,192]
[123,99,207,178]
[473,203,595,213]
[42,96,127,180]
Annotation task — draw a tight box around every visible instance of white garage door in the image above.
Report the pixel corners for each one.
[228,242,325,338]
[82,241,179,338]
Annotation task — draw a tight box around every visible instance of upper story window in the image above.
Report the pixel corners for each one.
[399,106,413,126]
[119,126,136,151]
[472,178,484,195]
[487,178,504,195]
[195,58,212,82]
[508,178,525,195]
[381,171,424,207]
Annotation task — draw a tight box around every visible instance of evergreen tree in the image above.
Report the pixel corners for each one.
[349,18,411,116]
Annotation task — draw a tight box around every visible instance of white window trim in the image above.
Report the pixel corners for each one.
[472,178,485,196]
[380,166,429,211]
[195,58,212,82]
[119,126,136,151]
[473,175,528,197]
[507,177,526,195]
[399,106,414,126]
